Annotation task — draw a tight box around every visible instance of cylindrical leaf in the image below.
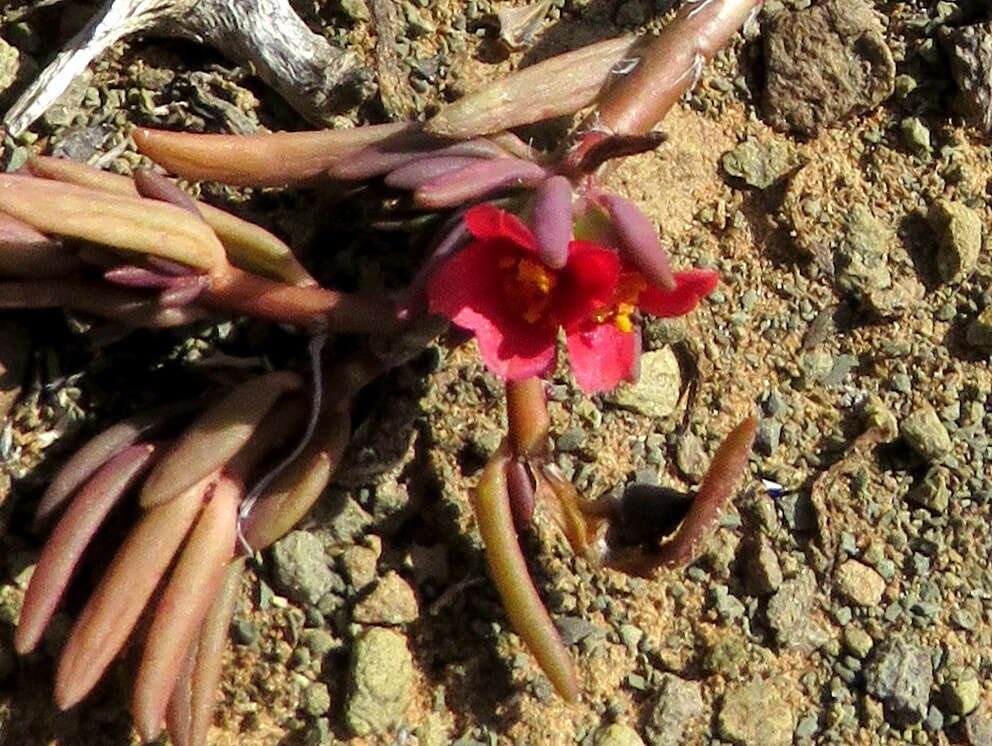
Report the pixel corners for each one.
[0,175,227,276]
[0,280,211,328]
[140,372,301,508]
[132,123,410,187]
[132,475,239,742]
[592,0,763,136]
[16,444,156,654]
[414,159,546,209]
[384,156,486,190]
[329,137,506,180]
[27,156,314,287]
[0,211,79,278]
[240,414,350,551]
[166,557,246,746]
[599,193,675,290]
[530,176,573,270]
[655,416,757,568]
[54,473,212,711]
[36,412,171,524]
[205,267,400,331]
[426,35,643,137]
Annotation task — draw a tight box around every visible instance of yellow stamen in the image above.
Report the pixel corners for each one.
[501,256,557,325]
[593,273,647,332]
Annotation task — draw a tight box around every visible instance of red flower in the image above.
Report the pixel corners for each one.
[427,205,717,391]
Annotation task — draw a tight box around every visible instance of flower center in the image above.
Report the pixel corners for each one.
[592,273,646,333]
[500,255,557,324]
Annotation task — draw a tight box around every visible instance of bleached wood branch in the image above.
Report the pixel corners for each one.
[3,0,365,137]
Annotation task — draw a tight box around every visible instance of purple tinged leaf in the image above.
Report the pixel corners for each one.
[133,475,239,743]
[166,557,246,746]
[598,193,676,290]
[574,131,668,175]
[159,275,210,307]
[54,473,212,711]
[504,458,535,528]
[132,123,411,187]
[147,256,197,276]
[35,412,172,524]
[414,159,547,209]
[104,266,177,289]
[133,168,201,218]
[16,444,156,655]
[328,136,508,180]
[531,175,573,270]
[385,156,486,190]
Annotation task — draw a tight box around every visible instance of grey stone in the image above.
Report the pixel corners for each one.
[864,636,934,725]
[900,116,932,156]
[300,628,339,659]
[929,199,983,282]
[271,531,337,607]
[41,69,93,128]
[718,679,794,746]
[591,723,645,746]
[345,627,413,736]
[340,0,370,22]
[756,418,782,455]
[901,405,953,461]
[326,494,373,544]
[612,347,682,419]
[710,585,746,623]
[743,535,783,596]
[906,466,950,513]
[353,571,419,625]
[340,544,379,591]
[834,204,922,318]
[0,38,20,95]
[301,681,332,717]
[940,22,992,133]
[834,559,886,607]
[676,432,708,483]
[945,676,981,716]
[763,0,894,135]
[798,350,833,386]
[843,626,874,659]
[645,675,704,746]
[767,569,830,652]
[722,137,800,189]
[966,706,992,746]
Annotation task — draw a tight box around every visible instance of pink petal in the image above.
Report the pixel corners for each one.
[638,268,718,318]
[566,321,637,392]
[464,204,536,250]
[427,241,555,380]
[556,241,620,325]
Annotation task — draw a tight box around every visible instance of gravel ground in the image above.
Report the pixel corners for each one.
[1,0,991,745]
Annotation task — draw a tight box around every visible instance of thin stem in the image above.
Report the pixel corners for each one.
[506,378,551,460]
[591,0,763,136]
[473,450,579,701]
